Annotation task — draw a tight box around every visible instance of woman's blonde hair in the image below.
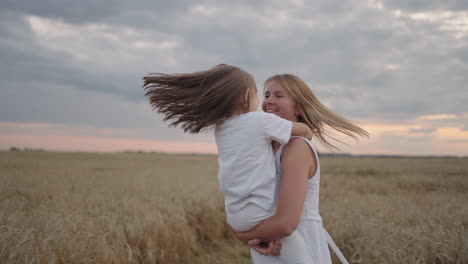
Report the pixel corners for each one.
[144,64,256,134]
[265,74,369,151]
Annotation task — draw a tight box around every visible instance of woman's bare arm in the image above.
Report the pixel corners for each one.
[232,138,316,243]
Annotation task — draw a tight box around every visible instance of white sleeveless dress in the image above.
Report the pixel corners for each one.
[251,137,348,264]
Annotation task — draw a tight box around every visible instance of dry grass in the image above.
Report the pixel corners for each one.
[0,150,467,263]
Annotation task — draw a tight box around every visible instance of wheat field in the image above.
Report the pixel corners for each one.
[0,150,467,263]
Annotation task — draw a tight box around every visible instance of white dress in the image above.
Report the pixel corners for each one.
[251,137,348,264]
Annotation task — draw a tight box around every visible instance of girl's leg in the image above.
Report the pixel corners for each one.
[227,203,274,232]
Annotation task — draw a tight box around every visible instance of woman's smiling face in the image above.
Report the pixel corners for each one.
[262,80,299,122]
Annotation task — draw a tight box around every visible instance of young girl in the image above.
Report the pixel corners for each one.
[144,64,314,262]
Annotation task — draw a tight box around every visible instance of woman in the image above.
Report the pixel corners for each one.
[231,74,368,263]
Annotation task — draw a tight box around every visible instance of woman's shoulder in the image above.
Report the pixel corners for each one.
[281,137,318,175]
[282,137,315,158]
[288,136,315,149]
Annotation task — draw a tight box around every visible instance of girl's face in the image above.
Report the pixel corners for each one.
[262,80,299,121]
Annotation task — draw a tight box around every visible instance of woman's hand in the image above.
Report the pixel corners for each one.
[228,225,250,244]
[248,239,282,256]
[229,225,282,256]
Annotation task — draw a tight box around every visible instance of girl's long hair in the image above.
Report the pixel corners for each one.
[143,64,256,134]
[265,74,369,151]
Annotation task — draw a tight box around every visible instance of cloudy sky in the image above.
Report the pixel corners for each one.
[1,0,467,156]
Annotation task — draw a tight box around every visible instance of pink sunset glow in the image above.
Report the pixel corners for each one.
[1,121,468,156]
[0,122,217,154]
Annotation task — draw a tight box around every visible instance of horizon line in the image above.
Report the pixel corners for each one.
[3,147,467,159]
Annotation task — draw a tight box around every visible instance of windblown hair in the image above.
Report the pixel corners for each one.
[143,64,256,134]
[265,74,369,151]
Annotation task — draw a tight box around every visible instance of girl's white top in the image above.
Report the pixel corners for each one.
[214,111,292,214]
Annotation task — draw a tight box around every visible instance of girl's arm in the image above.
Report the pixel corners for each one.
[232,137,316,243]
[291,122,313,140]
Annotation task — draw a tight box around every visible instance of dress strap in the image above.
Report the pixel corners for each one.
[322,227,349,264]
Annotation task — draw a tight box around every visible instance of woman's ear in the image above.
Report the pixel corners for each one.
[243,89,250,109]
[294,107,303,121]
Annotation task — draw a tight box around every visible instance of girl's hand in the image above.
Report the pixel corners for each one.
[248,239,282,256]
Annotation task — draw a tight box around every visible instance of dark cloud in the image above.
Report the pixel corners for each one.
[452,47,468,62]
[381,0,468,11]
[409,128,437,134]
[0,11,150,100]
[1,0,121,23]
